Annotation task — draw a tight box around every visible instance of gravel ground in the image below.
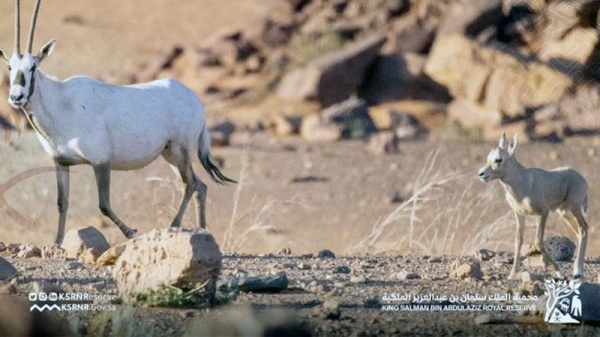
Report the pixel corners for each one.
[1,250,599,336]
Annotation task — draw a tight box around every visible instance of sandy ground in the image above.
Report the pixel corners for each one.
[0,132,599,262]
[0,0,255,81]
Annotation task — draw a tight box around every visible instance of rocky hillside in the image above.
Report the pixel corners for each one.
[2,0,600,146]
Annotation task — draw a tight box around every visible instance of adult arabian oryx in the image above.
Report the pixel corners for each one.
[478,134,589,279]
[1,0,235,244]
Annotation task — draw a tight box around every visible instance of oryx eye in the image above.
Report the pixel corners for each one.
[494,158,502,164]
[7,66,11,71]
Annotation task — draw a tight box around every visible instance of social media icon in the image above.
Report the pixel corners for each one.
[39,292,47,301]
[49,293,58,301]
[28,293,37,301]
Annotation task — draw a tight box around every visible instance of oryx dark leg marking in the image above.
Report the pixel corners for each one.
[54,163,69,245]
[93,163,137,239]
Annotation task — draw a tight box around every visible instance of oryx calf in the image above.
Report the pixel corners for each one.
[478,134,589,279]
[1,0,235,244]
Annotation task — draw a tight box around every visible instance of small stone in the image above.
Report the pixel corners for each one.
[350,276,366,284]
[41,245,67,259]
[7,243,21,254]
[475,314,492,325]
[544,236,576,262]
[429,256,443,263]
[17,244,41,259]
[0,243,6,252]
[397,271,420,280]
[363,298,380,309]
[277,247,292,255]
[518,271,539,284]
[323,300,341,320]
[62,227,110,264]
[494,251,514,264]
[334,266,351,274]
[236,274,289,293]
[298,263,312,270]
[318,250,336,259]
[334,282,346,288]
[282,262,297,269]
[476,249,496,261]
[450,260,483,280]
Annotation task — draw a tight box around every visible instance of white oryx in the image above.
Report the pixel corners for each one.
[1,0,235,244]
[478,133,589,279]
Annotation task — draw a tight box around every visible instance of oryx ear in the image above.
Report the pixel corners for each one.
[508,134,518,156]
[498,132,509,149]
[37,39,56,62]
[0,49,8,64]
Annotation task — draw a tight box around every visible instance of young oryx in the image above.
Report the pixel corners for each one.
[1,0,235,244]
[478,134,589,279]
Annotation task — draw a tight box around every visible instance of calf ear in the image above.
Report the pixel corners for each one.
[498,132,509,149]
[37,39,57,62]
[508,134,518,156]
[0,50,8,64]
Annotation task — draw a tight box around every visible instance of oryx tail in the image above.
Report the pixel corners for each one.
[199,124,236,185]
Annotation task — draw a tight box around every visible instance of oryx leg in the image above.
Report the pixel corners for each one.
[569,208,588,279]
[54,163,69,245]
[510,212,525,279]
[172,165,207,229]
[163,144,207,229]
[535,212,563,277]
[93,163,137,239]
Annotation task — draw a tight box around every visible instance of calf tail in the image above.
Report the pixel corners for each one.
[198,123,236,185]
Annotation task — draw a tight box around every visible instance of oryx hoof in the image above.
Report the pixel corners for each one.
[125,228,138,239]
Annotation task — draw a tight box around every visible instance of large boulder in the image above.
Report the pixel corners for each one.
[113,228,222,299]
[277,35,386,106]
[437,0,503,38]
[61,227,110,265]
[446,99,502,130]
[303,98,378,141]
[424,34,572,118]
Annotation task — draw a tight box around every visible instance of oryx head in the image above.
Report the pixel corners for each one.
[477,133,518,182]
[0,0,55,108]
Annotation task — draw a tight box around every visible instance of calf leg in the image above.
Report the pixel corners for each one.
[535,212,563,277]
[93,163,137,239]
[54,164,70,245]
[510,212,525,279]
[570,209,589,279]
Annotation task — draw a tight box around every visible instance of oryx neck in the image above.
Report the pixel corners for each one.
[499,157,526,192]
[21,69,60,141]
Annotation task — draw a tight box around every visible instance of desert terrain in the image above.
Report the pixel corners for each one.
[0,0,599,336]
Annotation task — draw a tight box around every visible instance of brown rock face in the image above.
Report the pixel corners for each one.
[113,228,222,298]
[425,34,572,118]
[61,227,110,265]
[278,35,386,106]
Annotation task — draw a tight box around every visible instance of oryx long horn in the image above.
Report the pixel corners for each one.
[15,0,21,54]
[26,0,42,53]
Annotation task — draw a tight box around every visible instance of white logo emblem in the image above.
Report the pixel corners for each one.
[544,279,582,324]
